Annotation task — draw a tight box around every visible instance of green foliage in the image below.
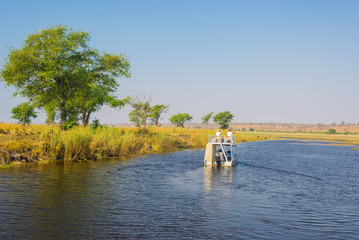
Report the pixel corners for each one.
[213,111,234,129]
[169,113,193,127]
[61,120,78,131]
[249,128,255,132]
[149,104,170,126]
[90,119,101,130]
[129,109,142,127]
[328,128,337,134]
[201,112,213,124]
[44,103,56,124]
[127,94,152,127]
[1,25,130,127]
[11,102,37,125]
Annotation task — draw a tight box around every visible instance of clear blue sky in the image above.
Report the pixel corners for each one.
[1,0,358,124]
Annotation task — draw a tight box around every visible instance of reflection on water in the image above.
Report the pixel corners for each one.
[203,166,234,204]
[1,141,359,239]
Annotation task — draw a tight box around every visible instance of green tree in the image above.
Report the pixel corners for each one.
[213,111,234,129]
[128,94,152,127]
[1,25,130,127]
[328,128,336,134]
[90,118,102,130]
[129,109,142,127]
[75,87,127,126]
[201,112,213,125]
[11,102,37,125]
[44,103,56,125]
[169,113,192,127]
[149,104,170,126]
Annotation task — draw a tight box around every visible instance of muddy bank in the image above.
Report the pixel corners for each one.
[0,147,37,165]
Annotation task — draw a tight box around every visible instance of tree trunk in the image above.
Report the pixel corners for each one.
[82,110,92,126]
[82,112,87,126]
[85,111,91,126]
[59,98,67,125]
[142,112,147,127]
[58,77,67,126]
[60,107,67,125]
[22,113,26,126]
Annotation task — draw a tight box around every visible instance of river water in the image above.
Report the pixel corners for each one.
[1,140,358,239]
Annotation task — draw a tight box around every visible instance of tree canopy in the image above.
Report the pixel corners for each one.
[213,111,234,129]
[11,102,37,125]
[127,94,152,127]
[1,25,130,127]
[201,112,213,125]
[169,113,192,128]
[149,104,170,126]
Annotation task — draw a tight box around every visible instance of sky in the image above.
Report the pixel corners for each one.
[0,0,358,124]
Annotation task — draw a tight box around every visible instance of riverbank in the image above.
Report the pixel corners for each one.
[0,124,274,166]
[267,131,359,148]
[1,123,358,167]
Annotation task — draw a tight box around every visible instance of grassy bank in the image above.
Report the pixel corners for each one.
[0,124,274,165]
[266,132,359,146]
[2,123,357,166]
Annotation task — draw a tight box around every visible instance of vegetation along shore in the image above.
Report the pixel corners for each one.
[1,123,359,167]
[0,123,274,166]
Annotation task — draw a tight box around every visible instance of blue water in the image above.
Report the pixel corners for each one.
[0,140,358,239]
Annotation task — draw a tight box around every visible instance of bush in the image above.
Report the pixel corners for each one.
[328,129,336,134]
[91,119,101,130]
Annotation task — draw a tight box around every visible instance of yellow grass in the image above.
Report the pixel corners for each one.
[267,132,359,145]
[1,123,358,166]
[0,124,277,165]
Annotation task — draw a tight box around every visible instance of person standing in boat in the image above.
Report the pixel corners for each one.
[227,129,233,143]
[216,129,223,142]
[216,129,221,137]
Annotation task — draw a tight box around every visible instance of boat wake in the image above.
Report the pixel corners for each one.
[239,162,323,181]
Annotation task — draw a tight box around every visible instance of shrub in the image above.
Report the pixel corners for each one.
[328,129,336,134]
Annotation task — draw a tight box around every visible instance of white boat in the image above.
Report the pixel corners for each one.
[204,135,238,167]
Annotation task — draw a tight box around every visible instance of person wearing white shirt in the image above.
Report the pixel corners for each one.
[227,129,233,143]
[215,129,223,143]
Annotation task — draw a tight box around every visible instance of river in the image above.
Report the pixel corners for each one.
[1,140,358,239]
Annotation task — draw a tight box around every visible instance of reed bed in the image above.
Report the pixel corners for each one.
[0,124,276,165]
[2,123,358,166]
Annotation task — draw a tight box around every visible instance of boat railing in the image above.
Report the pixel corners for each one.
[208,135,235,144]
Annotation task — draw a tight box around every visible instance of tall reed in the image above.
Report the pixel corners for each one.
[0,124,278,164]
